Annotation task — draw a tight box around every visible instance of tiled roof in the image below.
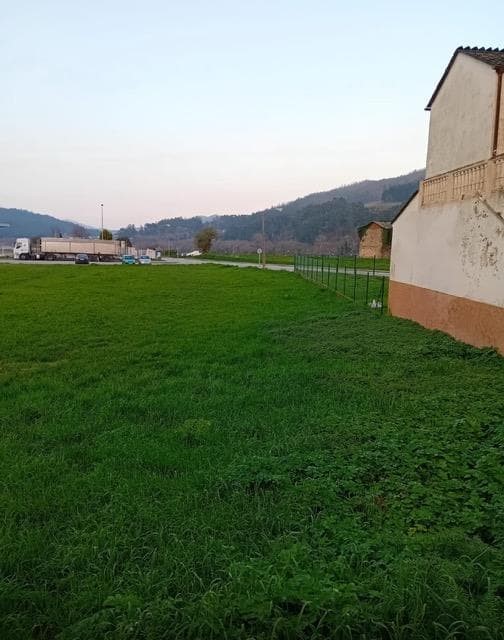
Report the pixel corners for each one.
[358,220,393,231]
[426,46,504,111]
[461,46,504,67]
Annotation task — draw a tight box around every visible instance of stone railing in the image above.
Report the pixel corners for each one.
[421,154,504,206]
[421,174,449,206]
[496,155,504,191]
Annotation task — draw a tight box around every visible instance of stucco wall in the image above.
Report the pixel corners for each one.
[426,54,497,178]
[497,76,504,155]
[389,280,504,353]
[390,192,504,309]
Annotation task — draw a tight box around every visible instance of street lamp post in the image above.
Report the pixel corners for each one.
[261,211,266,269]
[100,204,104,239]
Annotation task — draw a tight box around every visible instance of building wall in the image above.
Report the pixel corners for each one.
[389,192,504,352]
[497,75,504,155]
[359,224,391,258]
[426,55,497,178]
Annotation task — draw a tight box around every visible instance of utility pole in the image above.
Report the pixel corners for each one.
[261,211,266,269]
[100,204,104,239]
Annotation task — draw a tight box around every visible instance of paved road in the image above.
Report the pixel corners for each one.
[0,257,389,277]
[0,257,292,271]
[159,257,294,271]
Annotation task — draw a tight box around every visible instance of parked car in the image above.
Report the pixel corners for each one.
[75,253,89,264]
[138,255,152,265]
[121,255,137,265]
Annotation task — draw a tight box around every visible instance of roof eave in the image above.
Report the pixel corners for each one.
[426,48,504,111]
[357,220,392,232]
[425,49,460,111]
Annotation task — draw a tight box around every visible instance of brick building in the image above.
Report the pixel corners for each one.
[358,221,392,258]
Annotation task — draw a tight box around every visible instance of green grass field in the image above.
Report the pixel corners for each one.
[297,264,389,308]
[1,264,503,639]
[296,256,391,272]
[192,254,391,271]
[189,252,295,265]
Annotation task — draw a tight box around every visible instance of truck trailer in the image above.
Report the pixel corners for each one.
[13,237,127,261]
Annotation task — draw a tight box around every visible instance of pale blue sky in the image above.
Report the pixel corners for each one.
[1,0,503,227]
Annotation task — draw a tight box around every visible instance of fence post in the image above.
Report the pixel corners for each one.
[353,256,357,301]
[321,256,324,285]
[365,271,370,306]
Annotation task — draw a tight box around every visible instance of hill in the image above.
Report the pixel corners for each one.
[1,169,424,252]
[0,208,98,239]
[275,168,424,211]
[120,169,424,253]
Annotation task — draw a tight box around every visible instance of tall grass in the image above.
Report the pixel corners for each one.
[0,264,503,639]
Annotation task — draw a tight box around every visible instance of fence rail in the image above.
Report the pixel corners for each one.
[294,255,389,313]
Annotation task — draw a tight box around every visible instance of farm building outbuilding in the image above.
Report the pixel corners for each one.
[358,221,392,258]
[389,46,504,354]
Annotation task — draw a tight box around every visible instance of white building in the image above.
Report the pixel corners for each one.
[390,47,504,354]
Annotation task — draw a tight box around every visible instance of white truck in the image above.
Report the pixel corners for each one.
[13,237,127,261]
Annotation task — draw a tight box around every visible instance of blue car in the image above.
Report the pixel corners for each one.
[121,255,137,265]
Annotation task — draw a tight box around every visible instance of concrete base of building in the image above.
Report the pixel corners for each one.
[389,280,504,354]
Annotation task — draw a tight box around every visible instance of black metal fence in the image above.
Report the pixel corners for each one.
[294,255,389,313]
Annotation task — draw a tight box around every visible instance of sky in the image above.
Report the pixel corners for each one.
[1,0,504,228]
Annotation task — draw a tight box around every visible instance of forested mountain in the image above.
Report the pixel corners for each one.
[120,169,423,252]
[382,181,420,203]
[0,208,97,239]
[277,168,424,210]
[1,169,423,253]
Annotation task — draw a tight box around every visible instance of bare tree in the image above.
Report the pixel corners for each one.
[194,227,217,253]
